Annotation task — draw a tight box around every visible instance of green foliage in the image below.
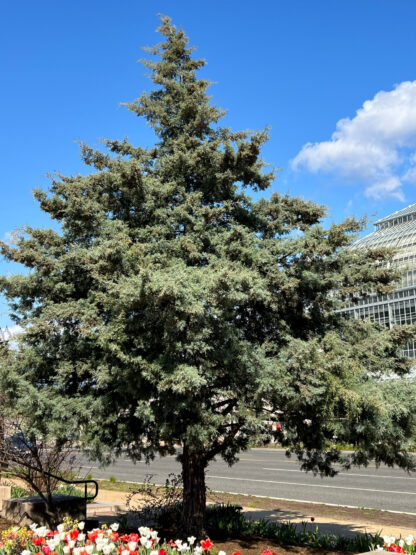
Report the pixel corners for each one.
[205,503,246,537]
[205,503,382,551]
[1,14,416,533]
[109,476,117,483]
[53,484,93,503]
[6,482,91,502]
[54,484,83,496]
[11,485,30,498]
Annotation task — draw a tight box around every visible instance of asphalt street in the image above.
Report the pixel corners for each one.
[76,448,416,514]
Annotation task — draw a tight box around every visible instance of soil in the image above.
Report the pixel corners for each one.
[213,538,344,555]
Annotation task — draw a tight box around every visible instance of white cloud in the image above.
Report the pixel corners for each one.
[291,81,416,200]
[403,166,416,184]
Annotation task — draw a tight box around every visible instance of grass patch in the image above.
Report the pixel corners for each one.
[96,479,137,492]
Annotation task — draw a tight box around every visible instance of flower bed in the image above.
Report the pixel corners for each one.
[0,521,247,555]
[378,536,416,553]
[0,519,415,555]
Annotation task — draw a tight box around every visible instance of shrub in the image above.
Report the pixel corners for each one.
[11,485,30,498]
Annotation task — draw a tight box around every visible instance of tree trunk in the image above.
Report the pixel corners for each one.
[181,445,207,539]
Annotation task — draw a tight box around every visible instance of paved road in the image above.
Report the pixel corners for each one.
[76,448,416,514]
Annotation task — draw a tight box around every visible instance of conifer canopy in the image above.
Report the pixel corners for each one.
[1,17,415,536]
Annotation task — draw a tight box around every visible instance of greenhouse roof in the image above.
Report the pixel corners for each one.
[354,202,416,254]
[375,203,416,226]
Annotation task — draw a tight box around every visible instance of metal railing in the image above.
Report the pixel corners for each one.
[45,471,99,501]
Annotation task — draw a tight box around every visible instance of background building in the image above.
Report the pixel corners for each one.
[341,203,416,358]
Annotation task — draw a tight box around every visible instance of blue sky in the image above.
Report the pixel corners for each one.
[1,0,416,327]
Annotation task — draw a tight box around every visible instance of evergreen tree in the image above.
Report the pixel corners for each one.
[1,17,415,536]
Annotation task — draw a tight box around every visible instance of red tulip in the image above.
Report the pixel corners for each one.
[388,545,405,553]
[201,539,213,551]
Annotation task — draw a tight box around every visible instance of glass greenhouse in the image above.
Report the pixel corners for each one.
[340,203,416,358]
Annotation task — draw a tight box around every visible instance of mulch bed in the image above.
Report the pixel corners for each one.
[213,538,343,555]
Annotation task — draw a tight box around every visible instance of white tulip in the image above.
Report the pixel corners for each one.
[78,522,85,531]
[63,547,71,554]
[110,523,119,532]
[405,535,414,546]
[218,551,226,555]
[36,527,48,538]
[399,540,405,548]
[383,536,395,547]
[128,542,137,551]
[188,537,196,546]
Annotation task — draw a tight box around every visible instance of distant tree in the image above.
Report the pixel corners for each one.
[1,17,415,537]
